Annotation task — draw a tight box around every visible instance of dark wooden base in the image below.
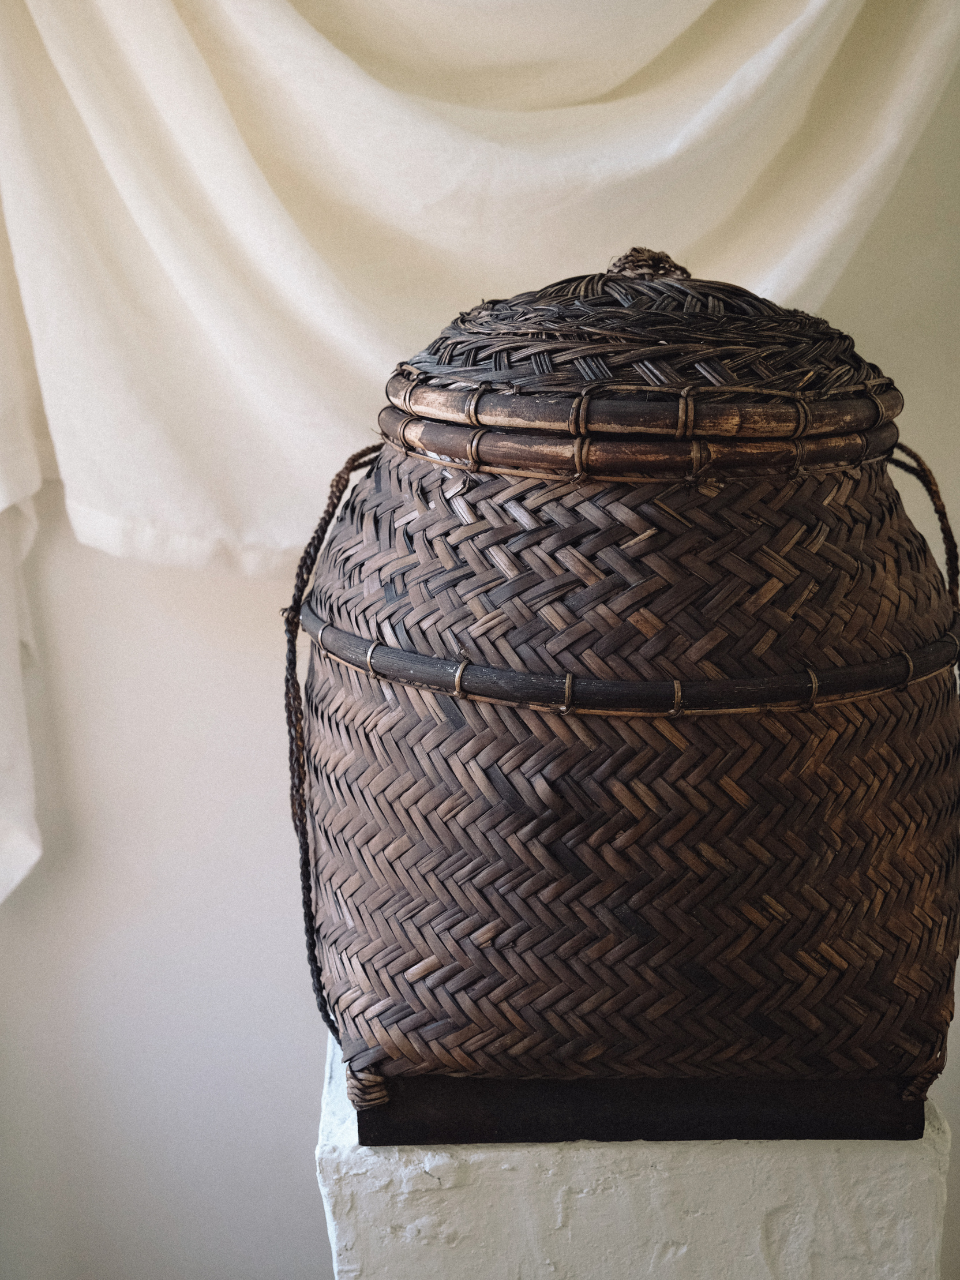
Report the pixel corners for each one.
[357,1075,925,1146]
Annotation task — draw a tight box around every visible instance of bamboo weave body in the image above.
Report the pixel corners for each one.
[304,448,960,1092]
[297,252,960,1102]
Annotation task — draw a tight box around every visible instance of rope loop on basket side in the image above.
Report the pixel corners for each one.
[889,442,959,611]
[283,443,381,1038]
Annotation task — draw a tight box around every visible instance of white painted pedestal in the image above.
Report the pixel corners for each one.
[317,1042,950,1280]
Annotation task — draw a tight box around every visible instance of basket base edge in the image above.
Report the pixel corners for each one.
[357,1074,925,1145]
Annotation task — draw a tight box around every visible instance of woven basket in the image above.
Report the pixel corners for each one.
[286,250,960,1140]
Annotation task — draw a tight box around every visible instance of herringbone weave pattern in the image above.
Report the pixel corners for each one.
[304,449,960,1089]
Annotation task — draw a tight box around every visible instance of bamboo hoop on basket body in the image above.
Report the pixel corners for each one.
[301,602,959,719]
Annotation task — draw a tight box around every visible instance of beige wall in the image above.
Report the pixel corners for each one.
[1,489,335,1280]
[0,66,957,1280]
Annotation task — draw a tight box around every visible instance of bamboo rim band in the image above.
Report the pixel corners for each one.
[386,372,903,442]
[301,602,959,720]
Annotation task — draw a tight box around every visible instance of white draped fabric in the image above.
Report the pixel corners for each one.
[0,0,958,898]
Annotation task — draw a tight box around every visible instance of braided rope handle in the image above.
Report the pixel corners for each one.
[284,445,382,1037]
[889,442,959,612]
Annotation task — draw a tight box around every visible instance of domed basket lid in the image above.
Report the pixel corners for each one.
[385,249,901,441]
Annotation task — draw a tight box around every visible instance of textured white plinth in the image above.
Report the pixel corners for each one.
[317,1042,950,1280]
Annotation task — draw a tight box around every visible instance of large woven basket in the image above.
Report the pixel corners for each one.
[286,250,960,1142]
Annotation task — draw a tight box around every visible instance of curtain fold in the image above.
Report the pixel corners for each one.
[0,0,958,897]
[0,198,43,901]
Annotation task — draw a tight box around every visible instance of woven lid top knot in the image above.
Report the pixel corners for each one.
[399,248,890,403]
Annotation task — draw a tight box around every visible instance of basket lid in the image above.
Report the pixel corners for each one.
[384,248,901,444]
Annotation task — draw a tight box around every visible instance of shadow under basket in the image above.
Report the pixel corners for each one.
[286,250,960,1144]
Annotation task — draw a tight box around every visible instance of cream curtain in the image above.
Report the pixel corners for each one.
[1,0,958,897]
